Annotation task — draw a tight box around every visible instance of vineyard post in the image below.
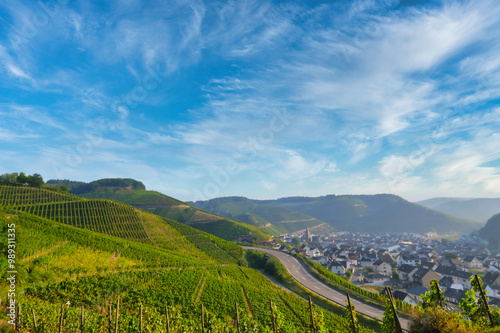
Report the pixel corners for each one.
[114,297,120,333]
[270,300,277,333]
[81,305,85,333]
[201,304,205,333]
[58,304,64,333]
[434,280,443,308]
[309,296,316,333]
[346,293,357,333]
[108,304,112,333]
[475,275,494,327]
[235,301,240,333]
[165,306,170,333]
[32,308,37,331]
[16,303,21,332]
[386,288,402,333]
[140,304,143,333]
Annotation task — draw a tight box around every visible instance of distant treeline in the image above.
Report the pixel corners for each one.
[0,172,45,188]
[47,178,146,194]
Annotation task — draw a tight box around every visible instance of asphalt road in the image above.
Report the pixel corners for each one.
[245,247,410,330]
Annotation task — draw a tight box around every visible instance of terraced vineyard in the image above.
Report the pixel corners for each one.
[0,185,243,264]
[0,204,377,332]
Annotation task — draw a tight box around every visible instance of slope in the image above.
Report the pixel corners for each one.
[0,185,243,264]
[479,213,500,247]
[255,194,481,234]
[192,196,328,235]
[48,178,270,242]
[0,190,375,332]
[417,197,500,223]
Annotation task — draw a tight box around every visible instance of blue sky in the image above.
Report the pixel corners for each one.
[1,0,500,202]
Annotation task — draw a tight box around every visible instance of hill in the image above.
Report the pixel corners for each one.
[191,196,328,235]
[416,197,500,223]
[0,185,374,332]
[196,194,482,234]
[479,213,500,248]
[47,179,270,243]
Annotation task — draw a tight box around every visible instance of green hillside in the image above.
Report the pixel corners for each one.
[47,179,270,243]
[205,194,482,234]
[0,185,243,263]
[479,213,500,247]
[192,196,328,235]
[0,186,375,332]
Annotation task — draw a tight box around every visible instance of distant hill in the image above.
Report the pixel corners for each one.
[195,194,482,234]
[479,213,500,247]
[48,178,270,242]
[191,196,328,235]
[260,194,482,234]
[416,197,500,223]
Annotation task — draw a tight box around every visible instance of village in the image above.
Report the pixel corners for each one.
[267,228,500,310]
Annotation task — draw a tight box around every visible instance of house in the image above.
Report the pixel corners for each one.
[351,270,364,283]
[392,290,419,306]
[483,272,500,288]
[365,273,390,285]
[399,264,418,283]
[378,253,394,265]
[411,268,441,289]
[359,258,374,268]
[373,260,392,276]
[443,288,467,304]
[312,256,328,265]
[328,261,346,276]
[439,276,454,291]
[397,252,421,267]
[435,266,473,289]
[406,286,430,302]
[463,256,482,269]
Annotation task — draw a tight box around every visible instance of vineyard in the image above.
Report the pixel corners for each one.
[0,185,244,264]
[0,208,378,332]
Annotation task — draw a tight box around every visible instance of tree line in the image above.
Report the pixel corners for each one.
[0,172,68,192]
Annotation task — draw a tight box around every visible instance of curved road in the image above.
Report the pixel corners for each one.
[245,247,409,330]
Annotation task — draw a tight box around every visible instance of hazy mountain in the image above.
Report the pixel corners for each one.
[190,196,327,235]
[416,197,500,223]
[195,194,482,234]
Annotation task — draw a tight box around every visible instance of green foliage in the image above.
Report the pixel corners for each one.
[409,306,480,333]
[291,237,301,247]
[246,250,267,269]
[459,275,498,328]
[421,279,445,309]
[0,172,44,188]
[444,252,458,259]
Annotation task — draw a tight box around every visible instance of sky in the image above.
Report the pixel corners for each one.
[1,0,500,202]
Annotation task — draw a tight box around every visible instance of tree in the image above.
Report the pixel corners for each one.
[291,237,301,247]
[16,172,29,185]
[0,173,18,185]
[27,173,44,188]
[444,252,458,259]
